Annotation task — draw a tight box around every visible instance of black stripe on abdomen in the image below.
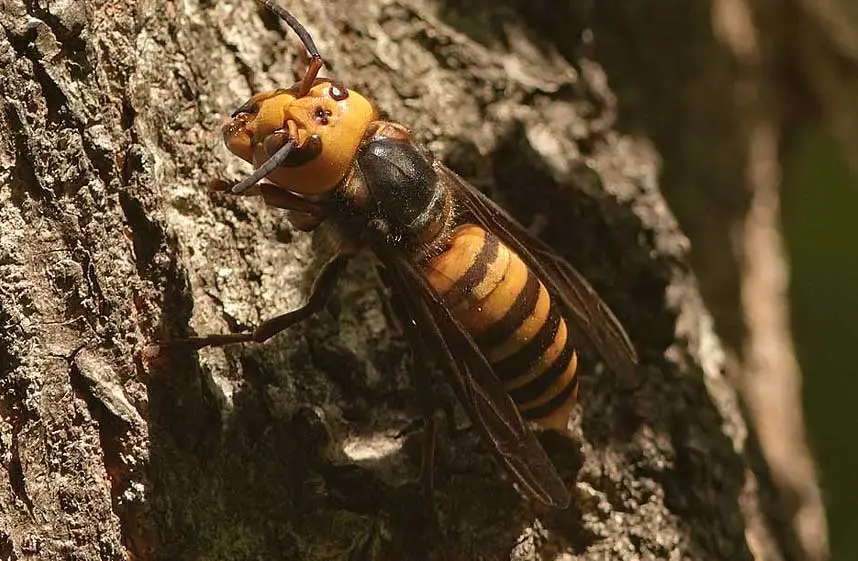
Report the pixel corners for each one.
[506,338,577,404]
[492,302,562,382]
[521,376,579,421]
[474,271,540,348]
[443,233,500,309]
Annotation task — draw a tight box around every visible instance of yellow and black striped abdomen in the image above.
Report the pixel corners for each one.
[425,224,579,430]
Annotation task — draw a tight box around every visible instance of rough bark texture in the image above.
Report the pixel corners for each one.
[0,1,819,560]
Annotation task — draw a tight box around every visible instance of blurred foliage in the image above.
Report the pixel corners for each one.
[783,127,858,561]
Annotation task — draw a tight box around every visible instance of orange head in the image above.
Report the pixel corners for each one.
[223,79,376,195]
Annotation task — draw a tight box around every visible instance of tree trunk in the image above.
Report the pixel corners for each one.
[587,1,832,560]
[0,1,823,560]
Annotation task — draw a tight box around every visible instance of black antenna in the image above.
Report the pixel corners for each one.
[256,0,324,97]
[230,140,296,194]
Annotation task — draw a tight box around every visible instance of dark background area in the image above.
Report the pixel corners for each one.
[784,128,858,561]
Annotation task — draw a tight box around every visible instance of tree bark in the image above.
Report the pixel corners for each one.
[0,1,821,560]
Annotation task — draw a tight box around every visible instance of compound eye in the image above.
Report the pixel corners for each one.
[231,99,257,118]
[314,106,332,125]
[327,83,348,101]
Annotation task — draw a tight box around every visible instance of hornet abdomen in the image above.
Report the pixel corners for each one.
[425,224,579,430]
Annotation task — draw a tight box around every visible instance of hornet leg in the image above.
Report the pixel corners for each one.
[385,273,442,513]
[209,178,326,231]
[406,335,442,505]
[164,252,350,351]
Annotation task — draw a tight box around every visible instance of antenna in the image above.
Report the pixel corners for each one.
[256,0,324,97]
[230,140,295,194]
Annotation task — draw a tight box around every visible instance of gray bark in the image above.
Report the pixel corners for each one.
[0,0,819,560]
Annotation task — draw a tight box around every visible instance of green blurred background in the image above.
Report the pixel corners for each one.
[784,128,858,561]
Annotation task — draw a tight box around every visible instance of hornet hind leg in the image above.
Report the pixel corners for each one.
[159,252,350,351]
